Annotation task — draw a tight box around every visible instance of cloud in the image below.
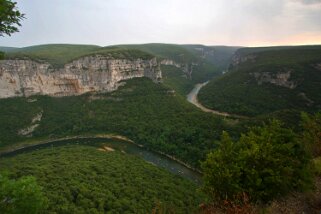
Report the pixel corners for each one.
[0,0,320,47]
[294,0,321,4]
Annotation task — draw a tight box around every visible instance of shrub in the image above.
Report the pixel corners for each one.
[0,172,47,213]
[0,51,4,60]
[201,120,313,204]
[301,112,321,157]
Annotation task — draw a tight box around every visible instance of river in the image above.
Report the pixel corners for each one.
[1,82,226,185]
[0,82,246,186]
[0,137,202,184]
[187,82,248,119]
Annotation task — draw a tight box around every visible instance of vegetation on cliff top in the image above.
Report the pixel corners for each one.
[2,44,154,68]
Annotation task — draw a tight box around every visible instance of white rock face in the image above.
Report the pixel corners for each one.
[160,59,181,68]
[231,54,257,67]
[160,59,197,79]
[0,56,162,98]
[314,63,321,71]
[252,70,297,89]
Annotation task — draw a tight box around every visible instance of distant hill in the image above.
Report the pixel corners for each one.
[198,45,321,118]
[118,43,239,69]
[0,46,19,52]
[2,44,154,68]
[117,43,198,63]
[183,44,241,69]
[116,43,239,94]
[1,43,238,68]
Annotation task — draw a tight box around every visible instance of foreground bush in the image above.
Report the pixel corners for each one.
[201,120,313,205]
[301,112,321,157]
[0,173,47,214]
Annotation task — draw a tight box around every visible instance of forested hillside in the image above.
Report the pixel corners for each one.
[0,78,244,168]
[0,145,203,213]
[198,46,321,121]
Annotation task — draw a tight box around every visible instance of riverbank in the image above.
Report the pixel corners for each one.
[187,82,249,119]
[0,134,134,155]
[0,134,202,179]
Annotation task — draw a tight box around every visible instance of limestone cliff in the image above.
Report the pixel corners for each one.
[231,53,257,67]
[252,70,297,89]
[160,59,197,79]
[0,55,162,98]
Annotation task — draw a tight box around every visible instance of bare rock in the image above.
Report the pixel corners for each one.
[252,70,297,89]
[0,56,162,98]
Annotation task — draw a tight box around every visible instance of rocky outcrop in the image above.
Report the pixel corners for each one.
[160,59,181,68]
[252,70,297,89]
[231,53,257,67]
[18,110,43,136]
[314,63,321,71]
[0,56,162,98]
[160,59,197,79]
[193,47,214,59]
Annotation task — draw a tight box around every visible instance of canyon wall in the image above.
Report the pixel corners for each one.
[160,59,197,79]
[0,55,162,98]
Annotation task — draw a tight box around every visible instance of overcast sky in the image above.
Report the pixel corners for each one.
[1,0,321,47]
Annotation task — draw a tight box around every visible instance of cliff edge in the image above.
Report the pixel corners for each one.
[0,55,162,98]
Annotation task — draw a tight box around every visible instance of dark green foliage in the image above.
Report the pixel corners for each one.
[0,145,203,213]
[199,46,321,117]
[0,51,4,59]
[162,65,195,95]
[314,157,321,176]
[191,62,220,84]
[0,0,25,36]
[0,78,236,168]
[201,132,242,201]
[0,98,41,146]
[201,120,313,203]
[0,173,47,214]
[301,112,321,157]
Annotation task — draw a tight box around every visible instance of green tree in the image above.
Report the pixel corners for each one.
[0,0,25,36]
[201,131,242,202]
[201,120,313,204]
[301,112,321,157]
[0,173,47,214]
